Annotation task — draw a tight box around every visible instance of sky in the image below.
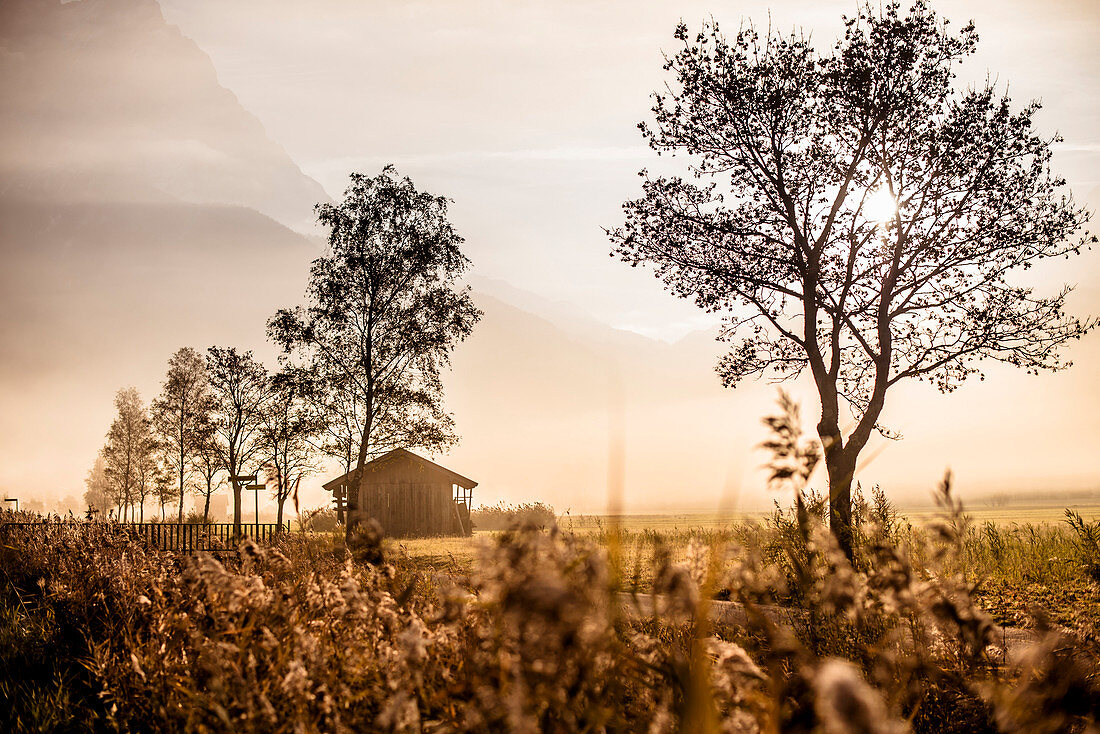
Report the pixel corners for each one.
[157,0,1100,338]
[1,0,1098,515]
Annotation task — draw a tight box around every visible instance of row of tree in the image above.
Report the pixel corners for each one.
[84,348,308,528]
[85,167,481,538]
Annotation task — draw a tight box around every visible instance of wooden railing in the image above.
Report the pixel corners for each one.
[0,520,289,553]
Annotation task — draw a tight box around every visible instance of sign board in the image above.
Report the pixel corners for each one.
[229,474,257,483]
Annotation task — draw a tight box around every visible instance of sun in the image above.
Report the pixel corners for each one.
[864,186,899,224]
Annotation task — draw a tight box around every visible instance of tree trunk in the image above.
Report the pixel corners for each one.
[233,482,242,539]
[826,448,857,559]
[203,483,212,525]
[817,407,856,561]
[178,463,185,523]
[276,490,284,530]
[345,408,373,544]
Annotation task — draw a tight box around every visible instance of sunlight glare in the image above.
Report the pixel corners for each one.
[864,186,898,224]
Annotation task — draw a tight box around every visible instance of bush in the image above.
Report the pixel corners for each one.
[297,506,341,533]
[470,500,556,531]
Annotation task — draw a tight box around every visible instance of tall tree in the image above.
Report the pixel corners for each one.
[132,435,162,523]
[269,167,481,540]
[151,347,211,522]
[260,369,320,529]
[311,365,457,472]
[206,347,269,538]
[610,2,1095,557]
[191,414,225,524]
[155,468,176,521]
[102,387,154,522]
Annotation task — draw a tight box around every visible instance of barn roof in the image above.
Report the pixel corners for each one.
[321,448,478,492]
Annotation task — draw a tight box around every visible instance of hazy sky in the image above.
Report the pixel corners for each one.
[158,0,1100,339]
[2,0,1098,514]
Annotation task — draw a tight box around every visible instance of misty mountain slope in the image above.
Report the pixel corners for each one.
[0,0,329,231]
[0,0,332,496]
[438,292,775,513]
[0,197,320,495]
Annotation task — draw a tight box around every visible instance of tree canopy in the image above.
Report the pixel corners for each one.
[206,346,269,536]
[609,1,1095,555]
[269,166,481,538]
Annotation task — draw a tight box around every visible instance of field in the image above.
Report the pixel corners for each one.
[2,487,1098,732]
[389,502,1100,629]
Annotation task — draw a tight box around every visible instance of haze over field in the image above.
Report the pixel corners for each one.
[1,0,1098,514]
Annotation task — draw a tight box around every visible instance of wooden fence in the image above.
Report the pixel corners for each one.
[0,521,289,553]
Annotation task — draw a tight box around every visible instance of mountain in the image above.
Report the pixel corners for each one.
[0,0,329,231]
[0,0,326,498]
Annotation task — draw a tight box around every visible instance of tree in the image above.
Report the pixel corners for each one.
[83,455,112,518]
[259,369,320,529]
[154,468,176,521]
[152,347,211,523]
[102,387,155,522]
[132,435,163,522]
[610,2,1095,557]
[311,363,458,473]
[206,347,269,537]
[191,415,225,524]
[269,167,481,540]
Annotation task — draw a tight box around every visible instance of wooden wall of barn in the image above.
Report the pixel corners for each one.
[355,482,469,537]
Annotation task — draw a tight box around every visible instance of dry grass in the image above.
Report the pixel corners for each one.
[2,492,1099,732]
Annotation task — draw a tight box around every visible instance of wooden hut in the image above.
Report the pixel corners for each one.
[322,449,476,537]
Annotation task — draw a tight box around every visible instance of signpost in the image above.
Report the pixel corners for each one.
[3,498,17,512]
[245,483,266,534]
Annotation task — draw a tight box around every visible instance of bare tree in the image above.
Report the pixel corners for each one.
[102,387,154,522]
[259,369,320,529]
[269,167,481,541]
[155,469,176,521]
[152,347,211,522]
[191,415,225,524]
[206,347,269,537]
[610,2,1095,556]
[132,435,162,522]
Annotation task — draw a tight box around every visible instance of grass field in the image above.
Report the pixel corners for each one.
[391,503,1100,566]
[385,500,1100,633]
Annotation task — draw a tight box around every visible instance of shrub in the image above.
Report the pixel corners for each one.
[470,500,556,531]
[1065,509,1100,583]
[297,506,341,533]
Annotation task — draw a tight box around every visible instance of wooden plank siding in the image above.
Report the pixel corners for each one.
[359,483,458,538]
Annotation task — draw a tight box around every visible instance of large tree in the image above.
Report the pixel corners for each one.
[206,347,269,538]
[132,435,162,523]
[151,347,211,522]
[269,166,481,540]
[610,2,1095,556]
